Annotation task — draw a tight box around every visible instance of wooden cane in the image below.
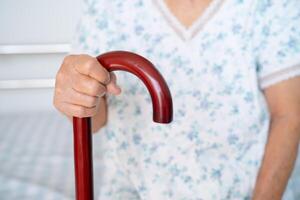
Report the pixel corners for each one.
[73,51,173,200]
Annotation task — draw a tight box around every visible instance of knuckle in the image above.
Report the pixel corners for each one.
[63,55,74,65]
[55,70,65,82]
[84,58,97,72]
[78,54,90,59]
[54,83,63,95]
[53,91,62,106]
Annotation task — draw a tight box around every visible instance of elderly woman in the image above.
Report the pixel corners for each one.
[53,0,300,199]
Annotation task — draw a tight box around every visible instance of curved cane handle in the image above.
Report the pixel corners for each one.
[73,51,173,200]
[97,51,173,123]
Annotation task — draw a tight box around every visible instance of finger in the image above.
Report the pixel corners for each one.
[106,72,121,95]
[65,88,100,108]
[74,55,110,84]
[72,72,107,97]
[56,102,98,118]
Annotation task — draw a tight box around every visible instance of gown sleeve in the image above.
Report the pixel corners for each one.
[254,0,300,89]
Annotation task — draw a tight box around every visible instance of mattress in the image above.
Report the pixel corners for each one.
[0,112,104,200]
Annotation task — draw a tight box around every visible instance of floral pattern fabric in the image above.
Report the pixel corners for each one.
[71,0,300,199]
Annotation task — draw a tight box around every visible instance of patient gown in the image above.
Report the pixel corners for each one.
[71,0,300,199]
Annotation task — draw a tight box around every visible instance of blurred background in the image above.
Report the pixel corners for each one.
[0,0,105,199]
[0,0,299,199]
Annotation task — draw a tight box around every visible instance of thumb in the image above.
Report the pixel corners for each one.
[106,72,121,95]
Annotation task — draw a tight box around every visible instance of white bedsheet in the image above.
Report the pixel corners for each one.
[0,112,104,200]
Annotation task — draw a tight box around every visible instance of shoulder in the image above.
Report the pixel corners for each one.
[252,0,300,89]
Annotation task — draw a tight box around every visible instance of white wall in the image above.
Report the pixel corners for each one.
[0,0,81,113]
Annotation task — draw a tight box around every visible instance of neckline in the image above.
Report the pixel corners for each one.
[153,0,225,41]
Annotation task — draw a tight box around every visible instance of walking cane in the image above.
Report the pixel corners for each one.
[72,51,173,200]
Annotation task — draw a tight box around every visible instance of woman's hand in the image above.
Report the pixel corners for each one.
[53,54,121,128]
